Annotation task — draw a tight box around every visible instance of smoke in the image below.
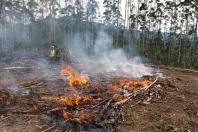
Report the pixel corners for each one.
[0,16,153,79]
[35,58,54,78]
[0,71,30,96]
[66,30,153,77]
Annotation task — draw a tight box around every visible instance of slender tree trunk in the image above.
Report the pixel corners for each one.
[0,1,3,21]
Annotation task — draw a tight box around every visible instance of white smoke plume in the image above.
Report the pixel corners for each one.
[0,71,30,96]
[66,31,153,78]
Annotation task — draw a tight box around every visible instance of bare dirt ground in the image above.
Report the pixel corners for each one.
[119,67,198,132]
[0,62,197,132]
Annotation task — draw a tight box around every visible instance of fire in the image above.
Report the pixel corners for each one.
[106,77,151,90]
[63,110,92,123]
[62,110,93,124]
[60,65,88,86]
[63,111,72,119]
[111,93,125,99]
[54,64,154,124]
[54,94,93,107]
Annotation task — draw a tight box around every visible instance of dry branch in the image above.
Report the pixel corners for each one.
[41,125,56,132]
[3,67,32,70]
[47,108,62,114]
[99,99,113,116]
[89,99,109,109]
[113,77,158,107]
[143,77,159,90]
[113,96,132,107]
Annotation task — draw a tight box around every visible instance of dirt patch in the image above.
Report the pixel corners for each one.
[119,68,198,132]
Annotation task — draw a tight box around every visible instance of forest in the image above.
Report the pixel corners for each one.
[0,0,198,69]
[0,1,198,132]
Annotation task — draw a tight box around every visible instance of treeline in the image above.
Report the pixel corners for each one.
[0,0,198,69]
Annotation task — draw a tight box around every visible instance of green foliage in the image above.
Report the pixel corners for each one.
[152,127,160,132]
[103,0,123,27]
[179,123,189,132]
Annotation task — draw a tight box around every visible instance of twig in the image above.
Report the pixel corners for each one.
[100,99,112,115]
[41,125,56,132]
[97,99,113,121]
[47,107,62,114]
[0,116,8,121]
[89,99,109,109]
[113,77,158,107]
[11,110,37,114]
[143,77,159,90]
[103,99,112,110]
[3,67,32,70]
[130,100,141,108]
[113,96,132,107]
[23,114,41,117]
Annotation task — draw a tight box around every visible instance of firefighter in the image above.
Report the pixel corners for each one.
[48,45,59,61]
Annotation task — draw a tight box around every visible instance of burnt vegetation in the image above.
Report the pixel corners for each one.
[0,0,198,132]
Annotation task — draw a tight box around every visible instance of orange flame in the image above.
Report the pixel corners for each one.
[106,77,151,90]
[62,110,93,124]
[54,94,93,107]
[57,65,154,124]
[63,111,72,119]
[60,65,87,86]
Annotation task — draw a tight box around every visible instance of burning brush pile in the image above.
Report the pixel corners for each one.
[40,64,158,130]
[0,29,159,130]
